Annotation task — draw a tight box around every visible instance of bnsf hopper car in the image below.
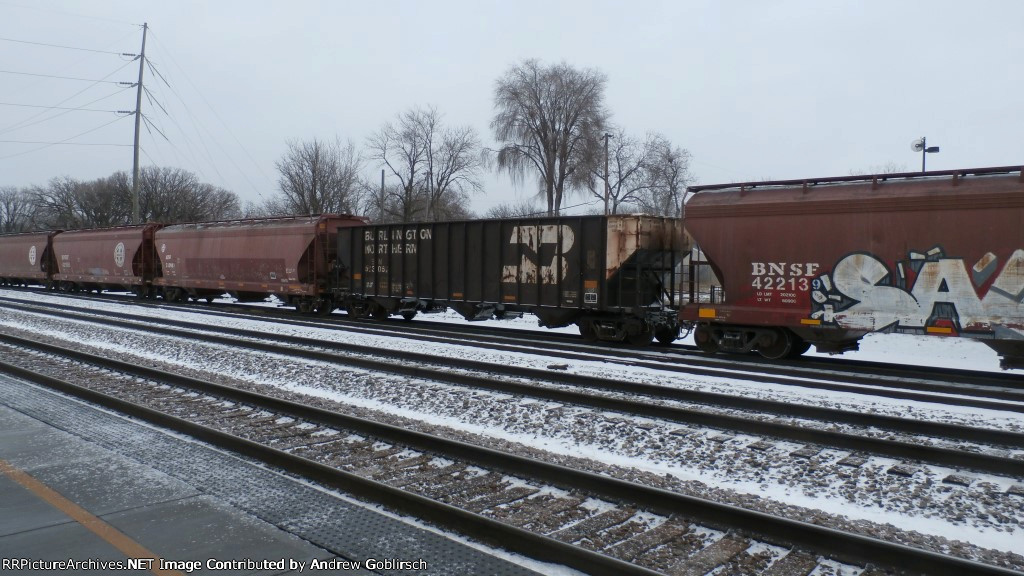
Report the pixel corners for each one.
[0,231,59,287]
[679,166,1024,368]
[154,214,366,311]
[336,214,689,344]
[51,223,161,294]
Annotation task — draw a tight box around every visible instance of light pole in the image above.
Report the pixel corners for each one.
[911,137,940,172]
[603,132,612,215]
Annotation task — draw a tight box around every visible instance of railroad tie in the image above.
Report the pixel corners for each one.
[665,535,749,576]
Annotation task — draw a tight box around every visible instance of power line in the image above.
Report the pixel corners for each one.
[0,27,139,105]
[0,69,132,84]
[0,102,128,114]
[0,87,133,137]
[0,114,130,160]
[0,35,129,55]
[137,51,227,184]
[148,30,273,199]
[0,60,136,136]
[0,139,131,146]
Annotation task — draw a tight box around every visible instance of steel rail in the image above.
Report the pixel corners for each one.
[0,359,657,576]
[3,305,1024,478]
[4,292,1022,400]
[5,296,1024,411]
[0,342,1020,575]
[5,293,1022,405]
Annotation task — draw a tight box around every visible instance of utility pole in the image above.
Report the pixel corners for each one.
[603,132,612,215]
[379,169,385,222]
[131,22,148,225]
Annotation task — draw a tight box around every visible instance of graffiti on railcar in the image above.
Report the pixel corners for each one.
[809,247,1024,333]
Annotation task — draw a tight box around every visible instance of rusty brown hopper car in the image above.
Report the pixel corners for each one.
[336,215,689,344]
[154,215,366,312]
[0,231,59,287]
[679,166,1024,368]
[51,224,161,293]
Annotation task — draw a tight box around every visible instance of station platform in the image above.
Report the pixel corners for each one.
[0,374,544,575]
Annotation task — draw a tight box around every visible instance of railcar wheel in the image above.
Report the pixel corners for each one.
[347,302,370,319]
[169,288,188,302]
[371,305,390,320]
[694,324,719,354]
[654,324,680,345]
[757,329,794,360]
[400,311,417,321]
[627,328,655,346]
[788,338,811,358]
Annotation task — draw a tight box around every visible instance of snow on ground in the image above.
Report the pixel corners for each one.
[6,292,1021,433]
[424,306,1019,375]
[1,289,1022,558]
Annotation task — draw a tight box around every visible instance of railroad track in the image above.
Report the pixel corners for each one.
[4,288,1022,397]
[3,293,1022,410]
[3,298,1024,477]
[3,293,1024,568]
[2,335,1020,575]
[8,289,1021,397]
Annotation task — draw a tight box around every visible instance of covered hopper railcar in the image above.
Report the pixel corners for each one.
[336,214,689,344]
[51,224,161,294]
[0,231,59,288]
[679,166,1024,368]
[154,214,366,312]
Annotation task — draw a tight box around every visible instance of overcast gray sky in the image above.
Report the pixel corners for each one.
[2,0,1021,215]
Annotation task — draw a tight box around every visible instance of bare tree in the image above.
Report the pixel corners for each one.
[637,134,693,217]
[196,185,242,221]
[849,161,908,176]
[275,137,363,215]
[27,169,241,229]
[431,192,474,221]
[74,175,131,226]
[491,59,609,216]
[367,106,482,222]
[367,110,427,222]
[30,176,92,229]
[0,186,35,233]
[483,199,545,219]
[136,167,240,223]
[577,130,693,217]
[581,128,650,214]
[425,123,483,219]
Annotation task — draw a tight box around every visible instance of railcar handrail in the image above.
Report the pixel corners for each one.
[688,164,1023,193]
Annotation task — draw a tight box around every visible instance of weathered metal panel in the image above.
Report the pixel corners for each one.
[339,215,687,317]
[0,231,57,284]
[52,224,160,289]
[682,168,1024,339]
[155,215,365,297]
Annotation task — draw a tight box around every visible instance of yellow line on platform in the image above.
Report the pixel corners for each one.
[0,458,184,576]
